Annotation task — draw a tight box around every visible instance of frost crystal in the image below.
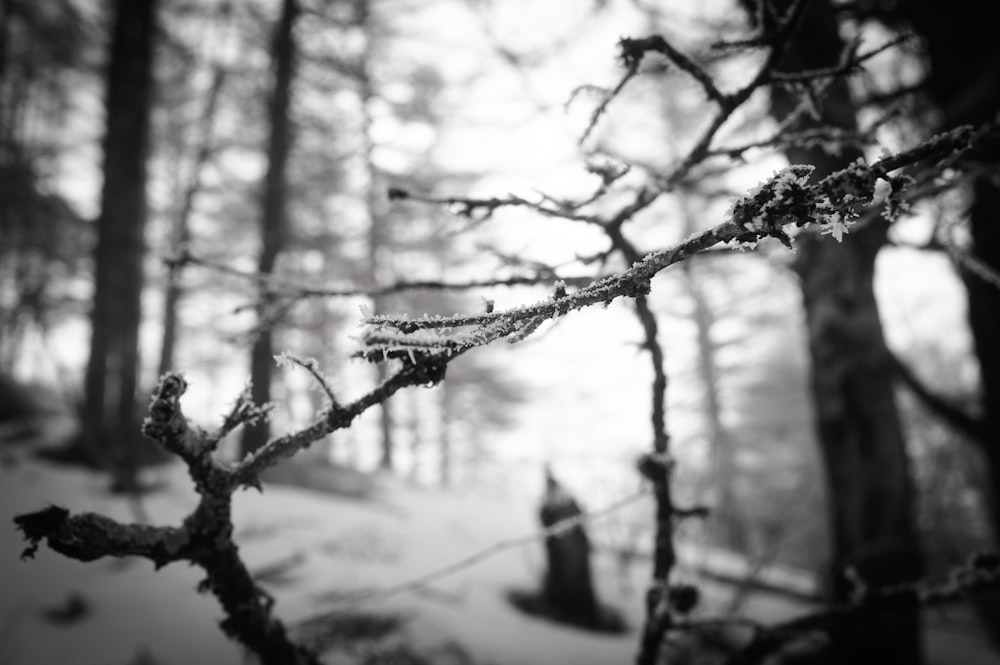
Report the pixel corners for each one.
[729,164,814,235]
[820,215,854,243]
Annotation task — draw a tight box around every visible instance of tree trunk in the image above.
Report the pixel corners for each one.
[0,0,12,133]
[901,3,1000,644]
[82,0,156,488]
[240,0,298,457]
[762,2,924,662]
[965,175,1000,540]
[684,263,746,553]
[357,0,394,471]
[439,381,452,487]
[157,67,225,378]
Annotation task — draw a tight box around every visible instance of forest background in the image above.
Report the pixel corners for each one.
[1,0,999,664]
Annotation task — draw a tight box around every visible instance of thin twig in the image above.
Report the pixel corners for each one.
[579,64,640,145]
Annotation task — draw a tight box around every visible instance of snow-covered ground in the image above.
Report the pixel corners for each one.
[1,458,997,665]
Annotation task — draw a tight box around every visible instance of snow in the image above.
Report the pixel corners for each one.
[0,459,748,665]
[2,458,998,665]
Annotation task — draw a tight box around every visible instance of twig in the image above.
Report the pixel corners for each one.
[952,248,1000,291]
[766,35,912,84]
[578,64,640,145]
[888,350,986,444]
[617,36,726,105]
[173,250,593,301]
[727,552,1000,665]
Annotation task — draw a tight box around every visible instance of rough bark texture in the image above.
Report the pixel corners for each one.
[242,0,298,456]
[82,0,156,483]
[767,1,924,662]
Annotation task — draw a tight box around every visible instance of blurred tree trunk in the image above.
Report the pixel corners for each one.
[241,0,298,457]
[906,0,1000,559]
[966,177,1000,540]
[406,390,421,482]
[539,469,600,629]
[157,67,225,378]
[357,0,394,471]
[439,381,452,487]
[964,173,1000,650]
[0,0,12,132]
[900,1,1000,645]
[82,0,157,488]
[683,262,746,553]
[758,1,924,662]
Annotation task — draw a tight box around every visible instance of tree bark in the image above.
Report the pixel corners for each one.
[871,1,1000,646]
[904,0,1000,572]
[762,1,924,662]
[82,0,156,487]
[241,0,298,457]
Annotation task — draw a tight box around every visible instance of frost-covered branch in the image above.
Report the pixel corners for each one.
[363,128,974,360]
[14,506,188,567]
[15,374,323,665]
[13,354,455,665]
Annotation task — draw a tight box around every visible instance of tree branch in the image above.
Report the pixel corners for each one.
[727,553,1000,665]
[888,351,986,445]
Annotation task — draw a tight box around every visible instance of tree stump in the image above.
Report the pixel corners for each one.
[538,467,601,629]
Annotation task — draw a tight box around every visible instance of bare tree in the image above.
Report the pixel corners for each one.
[749,1,924,661]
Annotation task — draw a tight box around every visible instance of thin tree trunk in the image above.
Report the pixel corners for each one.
[83,0,156,489]
[241,0,298,456]
[683,263,745,553]
[406,390,421,482]
[0,0,13,135]
[356,0,394,471]
[158,66,225,378]
[439,382,452,487]
[761,2,923,662]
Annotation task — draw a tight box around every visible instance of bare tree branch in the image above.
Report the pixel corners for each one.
[888,351,986,445]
